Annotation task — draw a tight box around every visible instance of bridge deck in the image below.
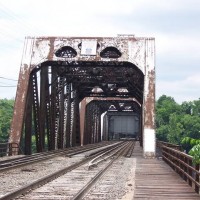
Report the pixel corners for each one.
[133,144,200,199]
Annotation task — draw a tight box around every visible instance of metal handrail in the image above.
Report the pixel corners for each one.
[159,144,200,194]
[157,140,182,150]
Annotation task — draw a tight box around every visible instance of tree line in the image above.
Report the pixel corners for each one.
[156,95,200,163]
[0,96,199,162]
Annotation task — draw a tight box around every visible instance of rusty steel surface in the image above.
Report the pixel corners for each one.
[9,35,155,157]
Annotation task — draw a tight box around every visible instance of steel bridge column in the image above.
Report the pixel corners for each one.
[32,72,43,152]
[91,103,96,143]
[71,89,80,146]
[93,104,97,143]
[87,103,93,144]
[49,66,57,150]
[57,77,65,149]
[40,67,49,151]
[102,114,108,141]
[97,110,102,142]
[24,77,33,155]
[83,103,90,145]
[45,70,52,151]
[80,98,87,146]
[93,104,101,143]
[9,64,31,154]
[65,83,71,147]
[143,39,156,158]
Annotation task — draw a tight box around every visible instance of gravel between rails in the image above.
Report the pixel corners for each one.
[0,156,83,197]
[0,142,120,198]
[16,159,112,199]
[83,157,136,200]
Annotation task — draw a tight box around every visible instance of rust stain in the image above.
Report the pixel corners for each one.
[10,64,30,145]
[144,70,155,129]
[47,37,55,60]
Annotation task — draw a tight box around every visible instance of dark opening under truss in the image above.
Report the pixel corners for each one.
[23,60,144,154]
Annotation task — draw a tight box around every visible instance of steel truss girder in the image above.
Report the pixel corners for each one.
[83,99,141,145]
[84,102,102,144]
[23,66,81,153]
[21,62,143,153]
[41,61,144,103]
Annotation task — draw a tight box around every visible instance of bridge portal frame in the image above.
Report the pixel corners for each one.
[9,35,155,158]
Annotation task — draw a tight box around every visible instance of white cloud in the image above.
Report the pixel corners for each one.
[157,74,200,103]
[0,0,200,102]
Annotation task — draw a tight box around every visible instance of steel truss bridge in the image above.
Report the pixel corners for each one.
[9,35,155,157]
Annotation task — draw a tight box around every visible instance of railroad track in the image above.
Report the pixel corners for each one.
[0,141,134,200]
[0,141,118,172]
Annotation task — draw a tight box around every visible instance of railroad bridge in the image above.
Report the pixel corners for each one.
[4,35,200,199]
[9,35,155,157]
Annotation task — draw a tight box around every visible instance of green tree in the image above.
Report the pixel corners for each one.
[0,99,14,142]
[189,144,200,164]
[181,115,200,139]
[156,96,200,163]
[167,114,184,144]
[181,137,200,153]
[156,95,181,141]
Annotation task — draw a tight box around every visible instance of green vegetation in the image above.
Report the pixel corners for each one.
[0,99,14,142]
[156,95,200,163]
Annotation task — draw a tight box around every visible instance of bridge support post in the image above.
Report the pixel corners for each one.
[143,38,156,158]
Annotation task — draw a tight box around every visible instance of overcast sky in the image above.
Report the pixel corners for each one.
[0,0,199,103]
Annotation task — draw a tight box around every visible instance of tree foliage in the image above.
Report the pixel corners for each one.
[0,99,14,142]
[189,144,200,164]
[156,95,200,163]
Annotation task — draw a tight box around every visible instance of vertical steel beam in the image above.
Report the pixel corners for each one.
[65,83,71,147]
[97,110,101,142]
[80,98,87,146]
[50,66,57,150]
[102,114,108,141]
[9,66,30,153]
[87,103,93,144]
[32,72,43,152]
[40,67,49,150]
[24,77,33,155]
[91,103,95,143]
[57,77,65,149]
[143,38,156,158]
[83,103,89,145]
[71,89,80,146]
[45,67,52,150]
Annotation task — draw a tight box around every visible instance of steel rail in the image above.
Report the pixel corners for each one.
[0,142,125,200]
[72,141,133,200]
[0,142,118,172]
[0,141,112,165]
[88,141,125,168]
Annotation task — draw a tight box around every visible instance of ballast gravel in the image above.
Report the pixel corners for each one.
[0,155,83,197]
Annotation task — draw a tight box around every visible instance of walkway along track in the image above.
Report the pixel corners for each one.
[0,141,132,200]
[0,141,117,172]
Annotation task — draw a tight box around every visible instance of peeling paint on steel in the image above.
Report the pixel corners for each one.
[9,64,30,146]
[128,39,145,74]
[9,35,156,157]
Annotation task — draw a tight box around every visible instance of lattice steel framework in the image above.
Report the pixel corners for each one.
[9,36,155,157]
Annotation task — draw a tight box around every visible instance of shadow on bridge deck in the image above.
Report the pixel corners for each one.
[133,143,200,200]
